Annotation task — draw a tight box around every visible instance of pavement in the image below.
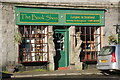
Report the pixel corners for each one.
[9,68,102,78]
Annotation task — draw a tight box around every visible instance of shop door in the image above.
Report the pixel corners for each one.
[54,29,69,68]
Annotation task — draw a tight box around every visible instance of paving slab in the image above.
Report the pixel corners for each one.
[10,68,102,78]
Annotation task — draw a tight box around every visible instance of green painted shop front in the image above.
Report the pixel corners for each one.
[54,29,69,69]
[15,6,105,69]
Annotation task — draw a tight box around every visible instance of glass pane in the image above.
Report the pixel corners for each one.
[19,25,48,62]
[78,26,101,61]
[99,46,115,56]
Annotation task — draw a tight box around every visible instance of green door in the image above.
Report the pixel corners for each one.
[54,29,69,69]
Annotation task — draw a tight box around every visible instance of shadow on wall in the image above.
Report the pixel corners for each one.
[118,2,120,22]
[0,72,13,79]
[54,51,61,70]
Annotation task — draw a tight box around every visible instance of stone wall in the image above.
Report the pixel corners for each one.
[0,3,18,70]
[0,3,2,71]
[69,26,75,65]
[102,6,118,46]
[118,2,120,33]
[0,0,119,3]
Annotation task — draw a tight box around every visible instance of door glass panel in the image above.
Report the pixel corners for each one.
[55,33,65,51]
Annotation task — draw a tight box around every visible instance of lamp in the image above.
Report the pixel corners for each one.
[113,24,120,34]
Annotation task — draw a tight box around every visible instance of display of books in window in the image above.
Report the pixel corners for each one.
[19,25,48,63]
[35,53,43,61]
[43,53,47,61]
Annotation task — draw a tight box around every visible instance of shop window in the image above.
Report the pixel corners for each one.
[75,26,101,62]
[18,25,48,63]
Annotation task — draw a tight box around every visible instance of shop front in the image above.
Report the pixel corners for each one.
[15,6,105,70]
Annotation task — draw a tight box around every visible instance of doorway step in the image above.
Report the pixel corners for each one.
[58,67,70,70]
